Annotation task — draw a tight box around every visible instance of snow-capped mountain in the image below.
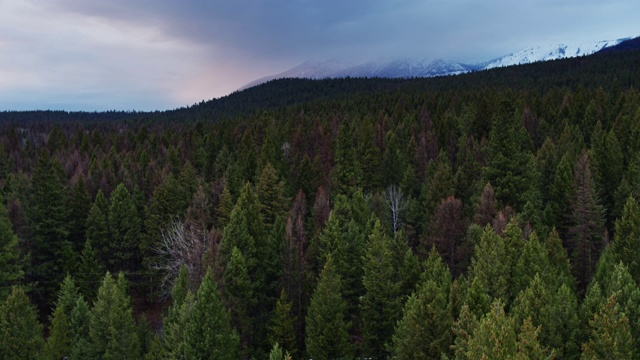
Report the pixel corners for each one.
[481,39,628,69]
[240,37,631,90]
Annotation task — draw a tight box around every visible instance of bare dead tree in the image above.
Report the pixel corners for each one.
[385,185,405,236]
[153,219,215,298]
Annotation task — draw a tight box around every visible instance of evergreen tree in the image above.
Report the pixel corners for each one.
[44,306,72,360]
[217,182,234,229]
[332,121,361,195]
[184,268,240,360]
[467,225,511,304]
[568,150,605,292]
[360,220,403,359]
[222,246,253,356]
[68,176,91,252]
[69,297,91,360]
[76,239,103,300]
[466,299,517,360]
[256,162,288,232]
[392,279,453,360]
[108,183,142,273]
[305,256,352,360]
[268,289,298,358]
[89,272,140,359]
[611,196,640,284]
[482,99,536,211]
[452,304,479,360]
[550,284,580,359]
[0,193,23,300]
[28,153,73,306]
[161,265,193,359]
[516,317,554,360]
[512,232,553,297]
[85,190,110,270]
[581,295,634,359]
[0,287,44,360]
[547,153,575,238]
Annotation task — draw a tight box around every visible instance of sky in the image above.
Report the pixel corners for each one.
[0,0,638,111]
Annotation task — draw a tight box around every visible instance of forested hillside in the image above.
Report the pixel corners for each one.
[1,48,640,359]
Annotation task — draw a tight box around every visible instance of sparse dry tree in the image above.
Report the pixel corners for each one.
[153,186,216,297]
[385,185,405,235]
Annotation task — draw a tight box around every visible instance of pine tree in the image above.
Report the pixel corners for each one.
[360,220,403,359]
[581,295,634,359]
[76,239,103,300]
[217,182,234,229]
[516,317,554,360]
[568,150,605,292]
[108,183,142,273]
[184,268,240,360]
[85,190,110,270]
[89,272,140,359]
[0,287,44,360]
[611,196,640,284]
[161,265,193,359]
[512,232,553,298]
[69,297,91,360]
[550,284,580,359]
[222,246,253,356]
[392,279,453,360]
[44,306,72,360]
[466,299,517,360]
[0,193,23,300]
[305,256,352,360]
[467,225,511,304]
[332,121,362,195]
[28,153,73,305]
[68,176,91,252]
[452,304,479,360]
[268,289,298,358]
[256,162,288,232]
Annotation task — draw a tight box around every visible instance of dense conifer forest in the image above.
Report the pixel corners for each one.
[1,48,640,359]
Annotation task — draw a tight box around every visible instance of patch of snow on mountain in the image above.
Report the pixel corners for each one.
[482,39,625,69]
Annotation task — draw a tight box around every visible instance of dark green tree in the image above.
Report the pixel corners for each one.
[222,246,253,356]
[108,183,142,273]
[392,279,453,360]
[360,220,403,358]
[305,256,352,360]
[28,153,73,306]
[610,196,640,284]
[268,289,298,358]
[581,295,634,359]
[0,287,44,360]
[89,272,140,359]
[184,268,240,360]
[466,299,517,360]
[85,190,110,269]
[0,193,23,300]
[568,150,605,292]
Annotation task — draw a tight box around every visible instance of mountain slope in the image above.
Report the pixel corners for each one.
[241,37,631,90]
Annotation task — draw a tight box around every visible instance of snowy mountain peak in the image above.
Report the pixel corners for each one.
[240,36,633,90]
[480,38,628,69]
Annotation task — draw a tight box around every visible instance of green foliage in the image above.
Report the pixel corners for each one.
[581,295,634,359]
[392,279,453,360]
[184,268,240,359]
[28,153,73,305]
[467,226,511,304]
[223,247,253,356]
[306,257,352,360]
[611,196,640,284]
[0,287,44,360]
[89,272,140,360]
[360,220,404,358]
[268,290,297,358]
[0,193,23,300]
[108,183,142,272]
[466,299,517,360]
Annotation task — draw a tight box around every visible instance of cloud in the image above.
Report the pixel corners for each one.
[0,0,638,110]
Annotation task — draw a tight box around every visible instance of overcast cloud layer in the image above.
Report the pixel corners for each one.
[0,0,638,111]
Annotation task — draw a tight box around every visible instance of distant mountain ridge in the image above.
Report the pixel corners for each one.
[241,36,635,90]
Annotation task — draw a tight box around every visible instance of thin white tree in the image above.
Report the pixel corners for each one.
[385,185,405,236]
